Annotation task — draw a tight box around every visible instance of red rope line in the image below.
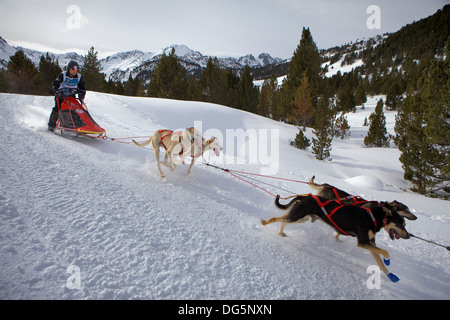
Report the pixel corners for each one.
[203,164,309,200]
[226,170,288,199]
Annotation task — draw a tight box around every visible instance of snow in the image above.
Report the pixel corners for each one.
[0,92,449,300]
[322,58,364,77]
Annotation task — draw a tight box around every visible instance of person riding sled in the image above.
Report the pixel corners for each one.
[48,60,86,131]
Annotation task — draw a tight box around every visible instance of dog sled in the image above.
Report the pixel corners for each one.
[54,89,106,139]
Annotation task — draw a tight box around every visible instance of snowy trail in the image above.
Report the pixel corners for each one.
[0,93,449,300]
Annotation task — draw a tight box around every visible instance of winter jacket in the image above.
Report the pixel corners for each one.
[52,71,86,100]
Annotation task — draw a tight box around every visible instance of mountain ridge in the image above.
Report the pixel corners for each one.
[0,38,285,83]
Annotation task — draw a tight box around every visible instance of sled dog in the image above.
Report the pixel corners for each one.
[133,127,202,178]
[185,136,223,176]
[308,176,417,221]
[261,194,413,282]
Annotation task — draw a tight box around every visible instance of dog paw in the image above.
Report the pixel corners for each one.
[386,272,400,283]
[383,258,390,266]
[260,219,266,225]
[279,232,287,237]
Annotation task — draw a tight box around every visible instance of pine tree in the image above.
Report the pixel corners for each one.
[337,87,356,113]
[285,27,321,94]
[0,69,7,92]
[396,52,449,194]
[364,99,390,147]
[385,78,403,110]
[38,53,62,95]
[335,114,351,139]
[354,82,367,106]
[105,79,124,95]
[257,73,280,119]
[147,48,188,99]
[199,57,233,106]
[236,65,259,113]
[395,93,431,193]
[187,77,202,101]
[124,74,139,96]
[363,117,369,126]
[283,27,321,120]
[82,46,106,92]
[292,72,314,131]
[7,50,39,94]
[225,68,239,108]
[312,96,333,160]
[291,129,311,150]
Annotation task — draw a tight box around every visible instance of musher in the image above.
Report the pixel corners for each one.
[47,60,86,131]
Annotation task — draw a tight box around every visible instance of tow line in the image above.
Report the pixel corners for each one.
[202,163,310,200]
[409,233,450,251]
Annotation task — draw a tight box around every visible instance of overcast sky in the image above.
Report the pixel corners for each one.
[0,0,447,59]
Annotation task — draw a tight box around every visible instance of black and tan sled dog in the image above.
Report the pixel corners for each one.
[261,194,412,282]
[308,176,417,221]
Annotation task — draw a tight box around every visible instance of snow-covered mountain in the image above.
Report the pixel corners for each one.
[1,91,449,300]
[0,38,284,83]
[320,35,386,78]
[0,37,84,71]
[0,37,20,69]
[101,45,285,84]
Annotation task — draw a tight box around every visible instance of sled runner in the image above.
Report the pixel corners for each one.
[54,89,106,139]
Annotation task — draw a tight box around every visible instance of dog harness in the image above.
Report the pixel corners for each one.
[310,194,380,236]
[158,130,185,156]
[329,185,372,205]
[158,129,203,157]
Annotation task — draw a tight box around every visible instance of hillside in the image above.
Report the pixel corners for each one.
[0,91,449,300]
[318,5,449,96]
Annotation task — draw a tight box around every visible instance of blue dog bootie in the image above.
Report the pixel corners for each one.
[386,272,400,282]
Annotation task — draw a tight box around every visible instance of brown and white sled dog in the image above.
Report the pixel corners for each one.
[132,127,203,178]
[261,194,411,282]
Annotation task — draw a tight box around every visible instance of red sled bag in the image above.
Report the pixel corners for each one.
[55,90,106,139]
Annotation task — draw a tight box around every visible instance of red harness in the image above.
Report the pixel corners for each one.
[158,130,185,155]
[158,129,203,158]
[310,194,383,237]
[330,187,369,205]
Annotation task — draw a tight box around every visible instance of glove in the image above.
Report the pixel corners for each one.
[78,90,86,101]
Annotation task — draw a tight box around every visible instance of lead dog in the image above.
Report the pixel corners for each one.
[133,127,202,178]
[308,175,417,221]
[261,194,410,282]
[185,136,223,175]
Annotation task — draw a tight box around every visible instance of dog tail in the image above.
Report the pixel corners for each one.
[308,175,322,190]
[275,196,301,210]
[132,137,152,148]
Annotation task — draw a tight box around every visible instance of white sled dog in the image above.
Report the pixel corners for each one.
[133,127,221,178]
[185,136,223,175]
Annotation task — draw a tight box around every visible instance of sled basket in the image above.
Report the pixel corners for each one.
[56,96,106,138]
